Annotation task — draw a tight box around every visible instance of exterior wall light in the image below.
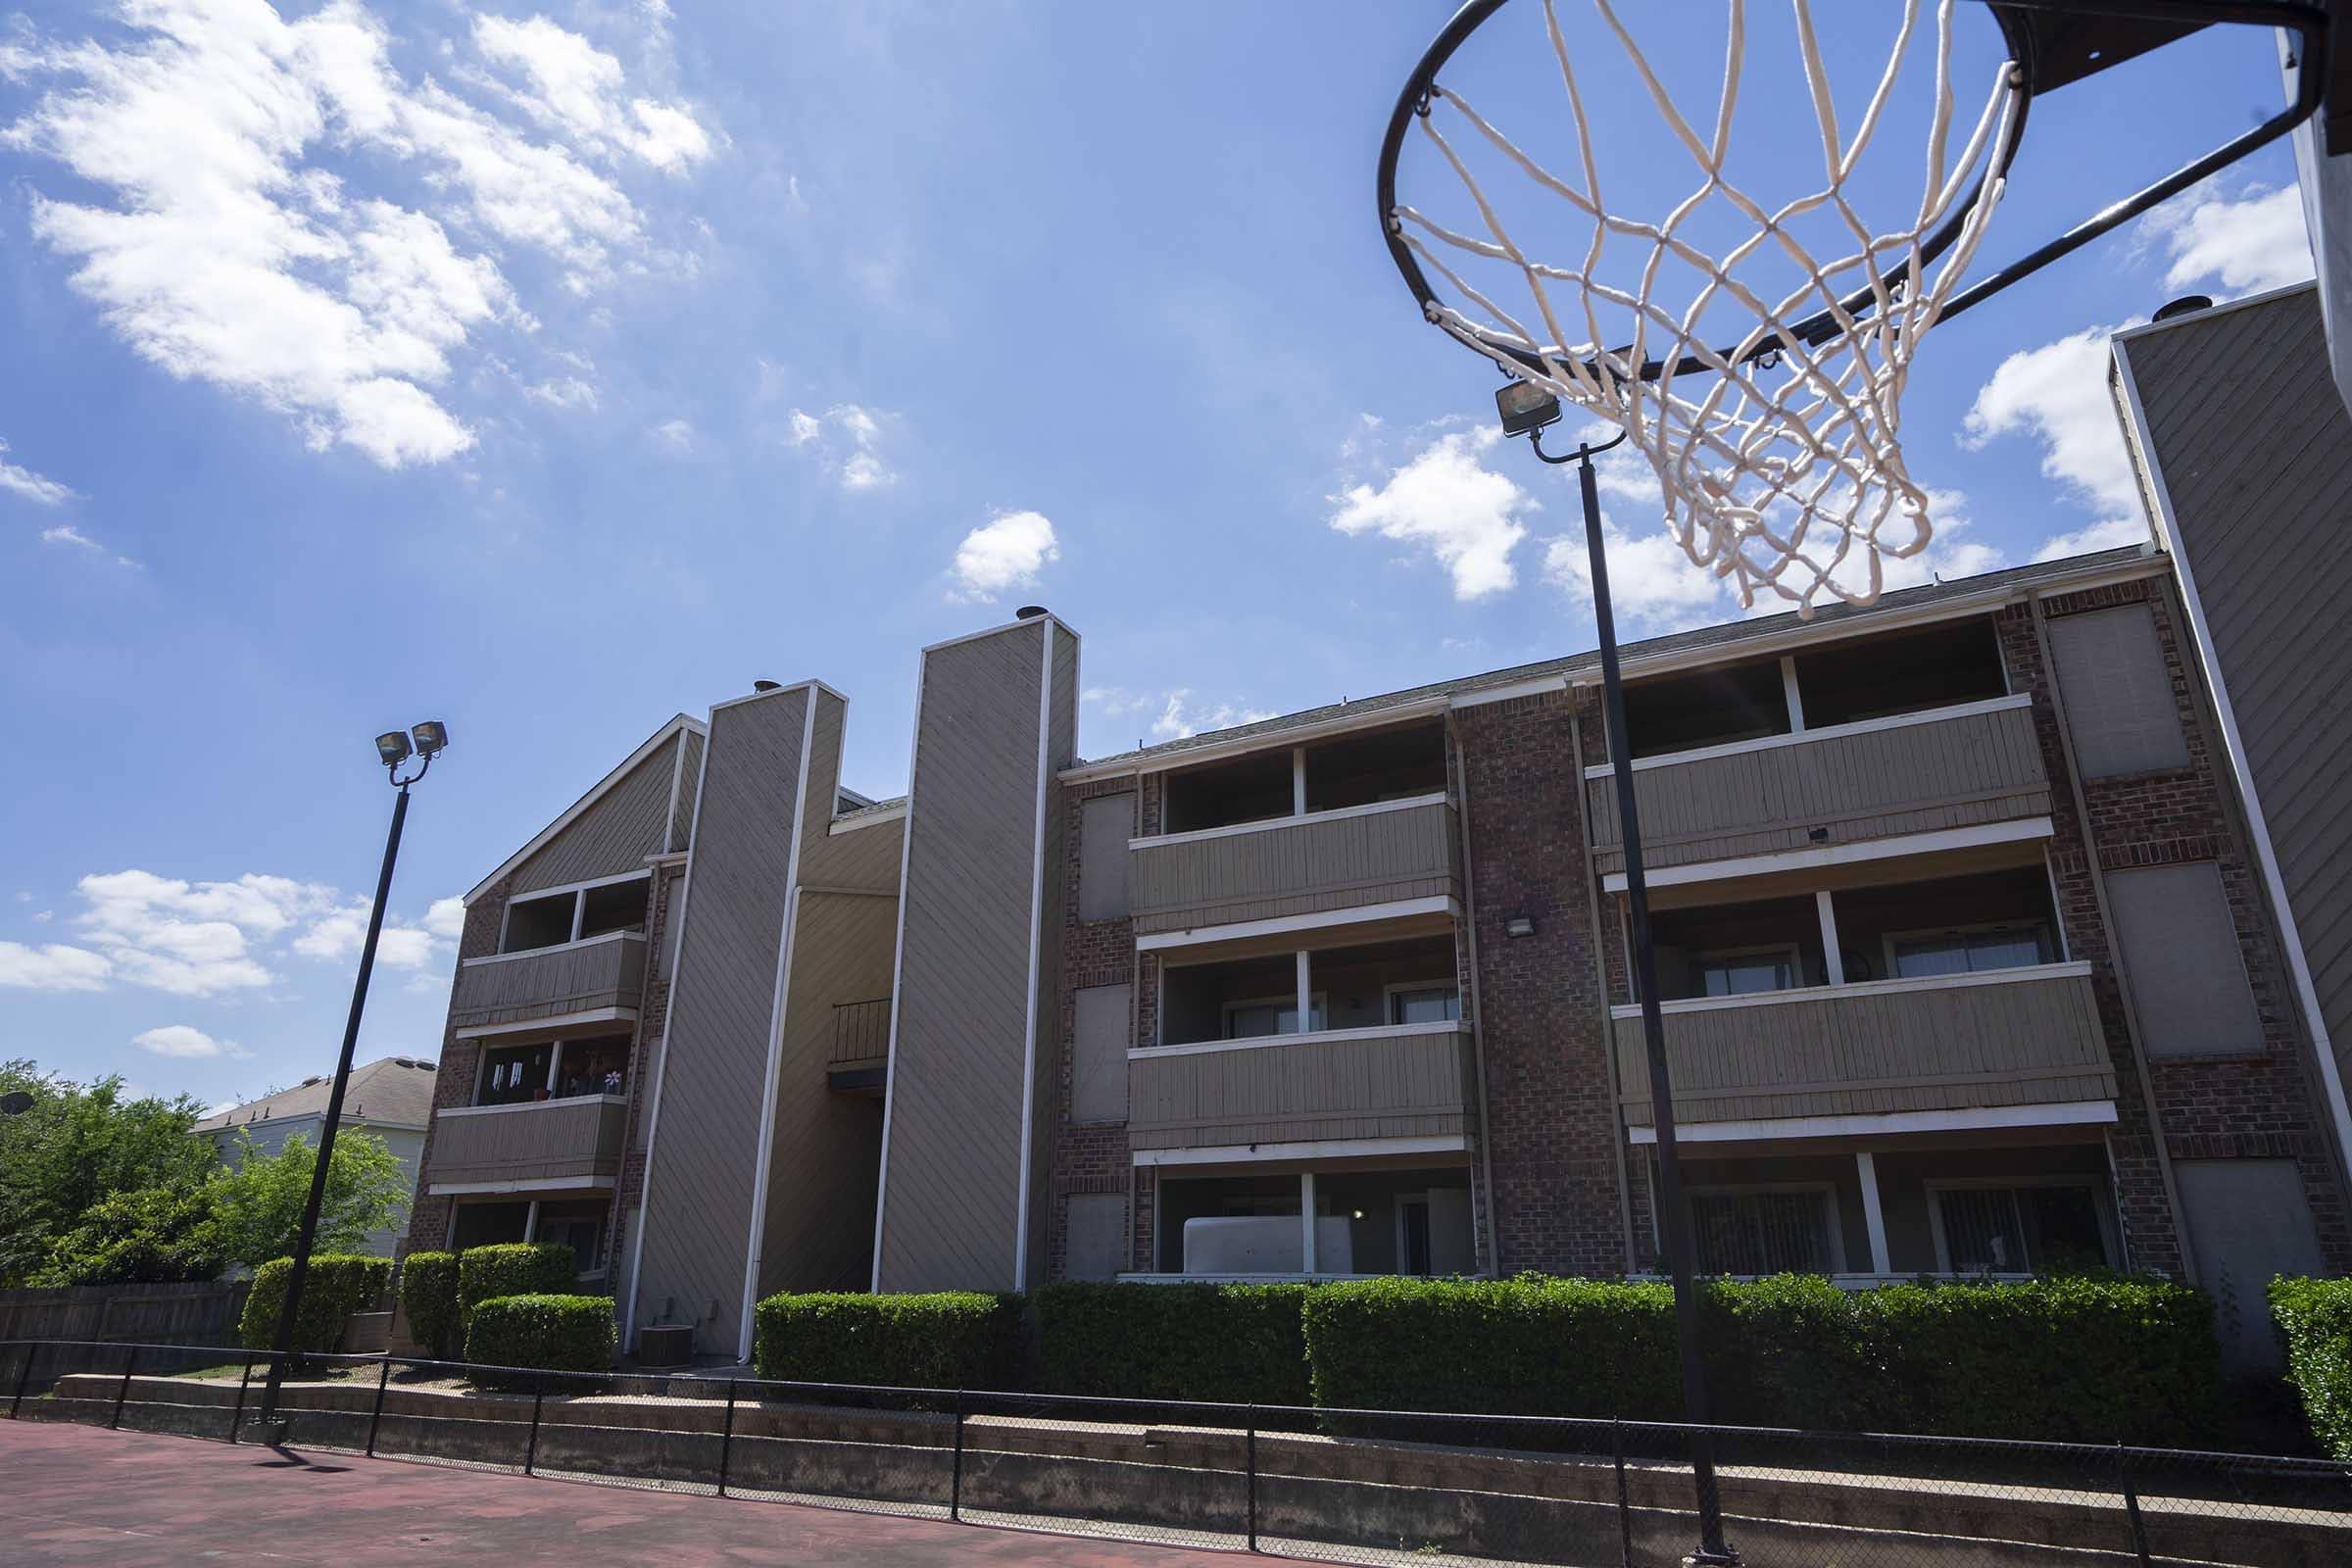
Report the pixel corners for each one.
[1504,915,1537,939]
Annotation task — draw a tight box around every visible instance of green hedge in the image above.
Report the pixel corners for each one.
[466,1294,616,1389]
[1303,1274,2220,1442]
[1036,1282,1311,1407]
[238,1253,393,1353]
[753,1291,1022,1389]
[399,1251,461,1360]
[457,1243,575,1325]
[2272,1277,2352,1459]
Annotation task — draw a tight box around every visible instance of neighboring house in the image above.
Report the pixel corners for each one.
[192,1054,439,1257]
[401,297,2352,1367]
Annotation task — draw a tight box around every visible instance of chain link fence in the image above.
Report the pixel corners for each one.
[6,1337,2347,1567]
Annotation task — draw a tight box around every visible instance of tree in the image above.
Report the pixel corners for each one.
[0,1060,217,1286]
[37,1184,224,1287]
[205,1126,408,1269]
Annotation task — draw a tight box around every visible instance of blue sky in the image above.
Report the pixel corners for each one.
[0,1,2320,1109]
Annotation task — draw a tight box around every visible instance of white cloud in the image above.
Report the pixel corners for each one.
[471,14,713,172]
[4,1,714,467]
[2144,181,2314,298]
[40,524,98,550]
[73,869,330,996]
[785,403,897,491]
[133,1023,247,1059]
[422,896,466,941]
[1961,325,2141,515]
[1150,692,1280,741]
[1329,426,1535,601]
[2034,515,2149,562]
[0,439,75,506]
[1544,520,1737,635]
[525,375,598,412]
[0,941,113,992]
[650,416,695,453]
[949,509,1058,602]
[290,901,438,968]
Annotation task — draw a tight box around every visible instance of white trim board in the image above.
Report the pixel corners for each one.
[828,804,907,835]
[466,714,704,904]
[1012,619,1056,1294]
[1626,1101,2119,1146]
[1129,791,1447,852]
[1132,1134,1471,1168]
[1581,694,2032,780]
[1607,959,2092,1020]
[507,868,654,906]
[1132,1018,1466,1060]
[1134,895,1460,953]
[453,1005,636,1041]
[427,1176,618,1196]
[435,1095,627,1120]
[1599,817,2055,893]
[2110,320,2352,1206]
[461,927,639,969]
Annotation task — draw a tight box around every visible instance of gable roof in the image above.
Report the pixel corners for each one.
[465,712,705,905]
[190,1054,439,1136]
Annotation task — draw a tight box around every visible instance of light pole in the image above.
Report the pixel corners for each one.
[253,720,448,1435]
[1495,381,1737,1566]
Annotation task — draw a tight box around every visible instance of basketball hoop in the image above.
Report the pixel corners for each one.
[1377,0,2332,616]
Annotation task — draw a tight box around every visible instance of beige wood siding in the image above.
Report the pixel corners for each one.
[668,730,704,853]
[635,686,810,1353]
[512,738,678,894]
[448,934,646,1033]
[1127,1025,1475,1152]
[876,618,1065,1294]
[424,1097,627,1188]
[2119,287,2352,1102]
[1614,968,2114,1125]
[1585,703,2049,875]
[1129,800,1459,936]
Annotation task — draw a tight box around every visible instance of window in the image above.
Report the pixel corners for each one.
[1690,1189,1838,1275]
[477,1043,552,1105]
[536,1200,609,1275]
[1695,946,1797,998]
[502,893,574,954]
[1886,923,2053,980]
[1388,984,1461,1025]
[1224,994,1327,1038]
[498,873,650,955]
[450,1200,530,1251]
[1932,1183,2113,1274]
[578,879,645,939]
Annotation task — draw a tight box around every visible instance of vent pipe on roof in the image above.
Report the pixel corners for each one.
[753,679,782,692]
[1014,605,1048,620]
[2153,294,2214,322]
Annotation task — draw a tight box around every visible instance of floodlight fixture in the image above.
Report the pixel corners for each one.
[411,720,450,758]
[375,730,413,767]
[1495,380,1563,438]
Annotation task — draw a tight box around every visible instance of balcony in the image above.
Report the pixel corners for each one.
[450,931,648,1037]
[828,997,890,1093]
[1128,1021,1477,1154]
[1129,797,1460,939]
[1611,962,2115,1130]
[1585,695,2050,876]
[423,1095,629,1192]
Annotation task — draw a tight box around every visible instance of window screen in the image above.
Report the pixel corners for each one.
[2046,605,2189,777]
[1390,986,1461,1025]
[1690,1190,1835,1275]
[1070,983,1131,1123]
[1078,794,1134,921]
[1935,1185,2109,1273]
[2106,861,2264,1057]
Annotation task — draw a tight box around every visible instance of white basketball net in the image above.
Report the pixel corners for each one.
[1393,0,2026,614]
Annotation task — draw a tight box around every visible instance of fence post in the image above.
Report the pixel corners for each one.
[1614,1418,1633,1568]
[367,1357,392,1456]
[110,1343,138,1430]
[524,1373,545,1477]
[227,1357,254,1444]
[10,1345,34,1419]
[717,1381,739,1497]
[950,1389,966,1522]
[2118,1442,2152,1568]
[1246,1405,1258,1554]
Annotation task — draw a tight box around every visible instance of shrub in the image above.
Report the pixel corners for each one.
[238,1253,393,1353]
[36,1184,222,1287]
[400,1251,461,1360]
[457,1243,575,1326]
[752,1291,1022,1389]
[1698,1273,1877,1429]
[1036,1282,1312,1407]
[2272,1277,2352,1460]
[466,1294,616,1389]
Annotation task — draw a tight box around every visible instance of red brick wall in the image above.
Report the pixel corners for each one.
[1457,689,1632,1277]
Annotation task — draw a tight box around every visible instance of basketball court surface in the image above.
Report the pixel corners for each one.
[0,1423,1298,1568]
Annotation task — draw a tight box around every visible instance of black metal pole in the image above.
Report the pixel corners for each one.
[227,1356,253,1443]
[367,1356,391,1456]
[1246,1407,1259,1553]
[111,1343,137,1430]
[10,1344,34,1418]
[258,783,410,1425]
[950,1389,966,1521]
[1577,443,1738,1566]
[1615,1417,1634,1568]
[2119,1443,2152,1568]
[717,1380,738,1496]
[525,1372,545,1475]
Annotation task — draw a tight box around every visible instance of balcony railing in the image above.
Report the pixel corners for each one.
[423,1095,628,1191]
[1127,1020,1476,1153]
[450,931,648,1036]
[1128,795,1460,938]
[1611,961,2114,1129]
[828,997,891,1093]
[1584,695,2050,875]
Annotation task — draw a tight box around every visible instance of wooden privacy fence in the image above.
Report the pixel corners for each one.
[0,1281,251,1348]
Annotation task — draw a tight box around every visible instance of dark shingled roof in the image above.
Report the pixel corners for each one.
[190,1054,439,1135]
[1071,546,2154,772]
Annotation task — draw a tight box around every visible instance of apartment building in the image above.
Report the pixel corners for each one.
[404,295,2352,1369]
